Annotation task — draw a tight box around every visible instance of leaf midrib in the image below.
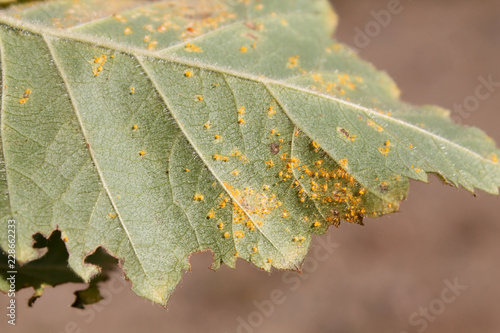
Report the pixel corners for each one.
[0,13,493,172]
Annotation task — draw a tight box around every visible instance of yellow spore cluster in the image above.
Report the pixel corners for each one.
[92,54,107,77]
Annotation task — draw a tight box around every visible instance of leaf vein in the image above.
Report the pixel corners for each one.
[42,34,151,281]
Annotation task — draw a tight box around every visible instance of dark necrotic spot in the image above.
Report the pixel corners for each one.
[330,209,340,217]
[340,128,350,138]
[270,143,280,155]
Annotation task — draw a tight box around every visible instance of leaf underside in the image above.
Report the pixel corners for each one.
[0,0,499,306]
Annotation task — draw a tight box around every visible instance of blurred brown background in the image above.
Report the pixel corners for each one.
[2,1,500,332]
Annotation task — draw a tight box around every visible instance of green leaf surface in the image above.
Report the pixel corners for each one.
[0,0,499,306]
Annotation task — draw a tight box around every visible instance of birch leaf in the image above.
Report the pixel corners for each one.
[0,0,499,306]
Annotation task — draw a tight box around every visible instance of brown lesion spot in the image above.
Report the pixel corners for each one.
[270,143,280,155]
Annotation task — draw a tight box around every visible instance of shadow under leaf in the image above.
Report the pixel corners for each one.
[0,230,119,308]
